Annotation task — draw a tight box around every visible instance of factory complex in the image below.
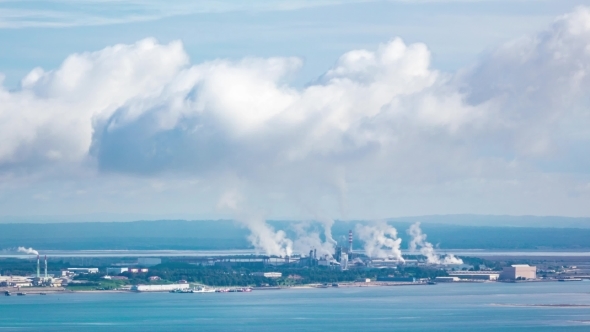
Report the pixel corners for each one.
[6,230,585,295]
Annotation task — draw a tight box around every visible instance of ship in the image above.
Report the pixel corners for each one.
[169,288,193,293]
[227,287,253,293]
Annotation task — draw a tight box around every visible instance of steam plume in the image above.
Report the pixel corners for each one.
[17,247,39,255]
[292,221,335,257]
[356,222,404,261]
[407,222,463,265]
[217,189,293,257]
[243,213,293,257]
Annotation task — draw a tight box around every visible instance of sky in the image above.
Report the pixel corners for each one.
[1,0,590,222]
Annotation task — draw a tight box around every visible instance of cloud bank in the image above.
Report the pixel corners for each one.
[1,7,590,218]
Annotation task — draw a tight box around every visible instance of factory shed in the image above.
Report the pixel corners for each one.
[376,277,416,282]
[435,277,460,282]
[107,267,129,275]
[251,272,282,278]
[131,284,190,292]
[67,268,99,274]
[500,265,537,280]
[448,271,500,281]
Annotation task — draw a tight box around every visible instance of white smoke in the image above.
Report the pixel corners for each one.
[217,189,293,257]
[242,214,293,257]
[407,222,462,265]
[320,217,337,246]
[356,222,404,261]
[17,247,39,255]
[292,221,335,257]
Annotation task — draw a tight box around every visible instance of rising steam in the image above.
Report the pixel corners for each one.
[292,221,336,257]
[17,247,39,255]
[356,222,404,261]
[217,189,293,257]
[242,214,293,257]
[407,222,463,265]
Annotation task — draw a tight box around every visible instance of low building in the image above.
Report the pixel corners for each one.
[110,276,129,280]
[251,272,282,278]
[318,256,340,268]
[131,284,190,292]
[376,276,416,282]
[435,277,460,282]
[500,265,537,280]
[149,276,161,281]
[67,268,99,274]
[107,267,129,275]
[448,271,500,281]
[137,258,162,266]
[61,270,75,278]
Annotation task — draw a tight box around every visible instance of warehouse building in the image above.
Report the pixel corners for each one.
[107,267,128,275]
[448,271,500,281]
[67,268,99,274]
[376,276,416,282]
[251,272,282,278]
[131,284,190,292]
[435,277,460,282]
[500,265,537,280]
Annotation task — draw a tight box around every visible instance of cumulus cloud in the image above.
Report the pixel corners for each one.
[1,6,590,217]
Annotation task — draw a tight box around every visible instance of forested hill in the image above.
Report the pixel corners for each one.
[1,219,590,250]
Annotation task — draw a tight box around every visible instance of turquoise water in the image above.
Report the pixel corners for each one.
[2,282,590,331]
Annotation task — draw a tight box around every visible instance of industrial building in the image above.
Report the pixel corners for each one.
[251,272,282,278]
[376,276,416,282]
[500,265,537,280]
[0,276,33,287]
[435,277,460,282]
[67,268,99,274]
[107,267,128,275]
[448,271,500,281]
[131,284,190,292]
[137,258,162,266]
[106,267,148,275]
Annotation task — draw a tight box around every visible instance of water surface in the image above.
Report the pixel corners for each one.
[2,282,590,331]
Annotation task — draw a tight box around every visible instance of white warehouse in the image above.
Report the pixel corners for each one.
[131,284,190,292]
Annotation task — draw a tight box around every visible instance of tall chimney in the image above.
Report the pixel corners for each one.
[348,230,353,253]
[36,255,40,278]
[44,255,48,279]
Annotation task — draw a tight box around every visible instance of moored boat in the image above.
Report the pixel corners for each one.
[193,287,215,293]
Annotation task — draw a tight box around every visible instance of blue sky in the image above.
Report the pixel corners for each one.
[1,0,590,222]
[0,1,583,88]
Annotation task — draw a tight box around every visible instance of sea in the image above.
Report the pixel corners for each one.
[2,282,590,331]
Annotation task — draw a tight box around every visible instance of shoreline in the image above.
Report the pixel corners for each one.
[3,279,571,295]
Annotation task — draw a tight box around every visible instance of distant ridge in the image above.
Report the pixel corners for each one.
[1,214,589,228]
[1,218,590,251]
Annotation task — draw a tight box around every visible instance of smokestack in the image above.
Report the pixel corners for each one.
[44,255,48,279]
[348,230,353,253]
[36,255,40,278]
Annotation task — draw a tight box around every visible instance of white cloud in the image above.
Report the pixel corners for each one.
[1,6,590,218]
